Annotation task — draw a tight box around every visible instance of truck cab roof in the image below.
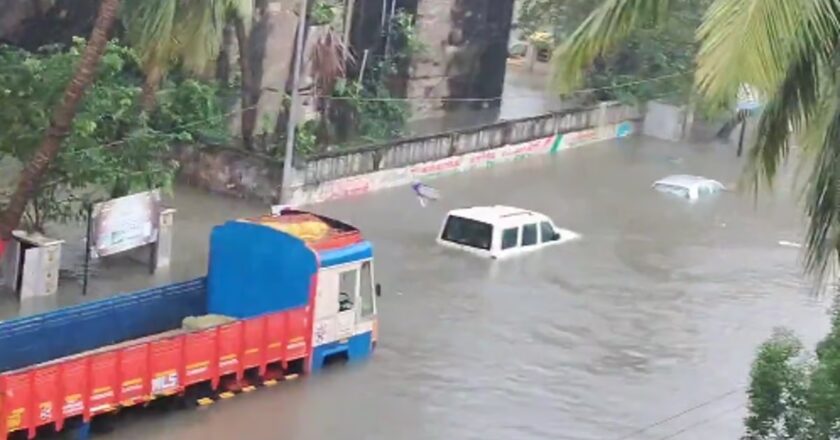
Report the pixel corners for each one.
[240,210,363,251]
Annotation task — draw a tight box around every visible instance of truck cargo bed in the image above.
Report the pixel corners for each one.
[0,278,206,373]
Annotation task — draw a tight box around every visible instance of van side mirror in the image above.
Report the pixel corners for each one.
[375,283,382,297]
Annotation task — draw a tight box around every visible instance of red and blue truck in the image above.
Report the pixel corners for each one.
[0,209,380,439]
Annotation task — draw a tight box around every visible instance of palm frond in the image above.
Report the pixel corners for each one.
[122,0,177,69]
[695,0,836,103]
[801,88,840,282]
[227,0,254,32]
[175,0,228,74]
[311,28,353,97]
[744,50,822,192]
[550,0,671,93]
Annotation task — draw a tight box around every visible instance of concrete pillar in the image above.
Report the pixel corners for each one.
[12,231,63,300]
[406,0,454,119]
[153,208,176,271]
[253,0,304,142]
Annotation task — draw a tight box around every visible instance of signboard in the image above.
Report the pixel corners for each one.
[91,190,162,258]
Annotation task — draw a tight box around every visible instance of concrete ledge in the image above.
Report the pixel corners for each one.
[287,120,639,206]
[175,102,643,204]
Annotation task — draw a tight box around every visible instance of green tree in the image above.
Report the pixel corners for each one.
[518,0,702,104]
[122,0,256,146]
[743,330,810,439]
[0,0,120,241]
[0,41,224,231]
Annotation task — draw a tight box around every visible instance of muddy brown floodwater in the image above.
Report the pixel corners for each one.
[74,137,833,439]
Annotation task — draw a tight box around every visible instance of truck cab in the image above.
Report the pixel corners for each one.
[240,210,379,371]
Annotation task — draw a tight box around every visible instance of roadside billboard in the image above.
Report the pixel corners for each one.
[91,190,162,258]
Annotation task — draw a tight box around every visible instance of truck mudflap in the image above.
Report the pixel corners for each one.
[0,307,311,439]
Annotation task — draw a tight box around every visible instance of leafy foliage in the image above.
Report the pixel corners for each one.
[744,299,840,440]
[0,40,225,231]
[516,0,594,41]
[310,0,338,26]
[519,0,701,104]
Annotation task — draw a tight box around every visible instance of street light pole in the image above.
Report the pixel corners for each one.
[280,0,309,204]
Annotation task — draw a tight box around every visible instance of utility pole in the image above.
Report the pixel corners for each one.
[280,0,309,204]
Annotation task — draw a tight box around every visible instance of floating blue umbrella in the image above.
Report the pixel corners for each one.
[411,181,440,207]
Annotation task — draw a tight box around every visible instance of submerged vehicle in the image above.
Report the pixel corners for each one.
[0,209,380,439]
[437,206,579,259]
[652,175,725,200]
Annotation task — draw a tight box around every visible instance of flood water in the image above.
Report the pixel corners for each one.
[83,136,832,440]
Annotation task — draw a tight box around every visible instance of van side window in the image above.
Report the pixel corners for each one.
[522,224,538,246]
[501,228,519,250]
[540,222,557,242]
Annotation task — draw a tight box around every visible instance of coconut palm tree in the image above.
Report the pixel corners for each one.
[0,0,121,242]
[123,0,256,148]
[553,0,840,281]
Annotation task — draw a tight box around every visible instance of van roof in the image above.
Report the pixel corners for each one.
[446,205,549,226]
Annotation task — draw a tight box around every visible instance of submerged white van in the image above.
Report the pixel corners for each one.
[436,206,579,259]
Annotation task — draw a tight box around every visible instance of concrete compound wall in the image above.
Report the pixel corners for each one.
[176,102,643,204]
[285,102,642,205]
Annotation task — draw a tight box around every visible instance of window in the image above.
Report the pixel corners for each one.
[653,183,690,198]
[522,224,538,246]
[540,222,557,243]
[338,268,357,312]
[440,216,493,250]
[359,262,374,318]
[501,228,519,250]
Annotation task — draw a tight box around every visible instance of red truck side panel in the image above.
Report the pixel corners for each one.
[184,330,215,386]
[148,338,182,398]
[118,345,149,407]
[59,359,87,425]
[88,352,118,418]
[216,323,242,378]
[1,307,310,439]
[265,313,287,364]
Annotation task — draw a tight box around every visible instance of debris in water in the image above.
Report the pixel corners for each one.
[412,182,440,207]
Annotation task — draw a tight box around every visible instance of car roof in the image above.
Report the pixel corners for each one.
[446,205,550,226]
[653,175,724,189]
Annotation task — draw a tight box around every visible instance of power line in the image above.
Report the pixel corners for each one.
[615,387,744,440]
[654,403,744,440]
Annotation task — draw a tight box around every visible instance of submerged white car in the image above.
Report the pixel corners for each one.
[652,175,725,200]
[436,206,579,259]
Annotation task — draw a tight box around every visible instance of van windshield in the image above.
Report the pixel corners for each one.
[441,216,493,251]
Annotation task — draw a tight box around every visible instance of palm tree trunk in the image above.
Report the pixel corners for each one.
[235,16,257,150]
[0,0,121,240]
[140,65,164,112]
[217,23,235,84]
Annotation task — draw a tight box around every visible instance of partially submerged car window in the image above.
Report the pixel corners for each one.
[653,183,690,198]
[522,224,538,246]
[501,227,519,250]
[540,222,556,242]
[441,216,493,250]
